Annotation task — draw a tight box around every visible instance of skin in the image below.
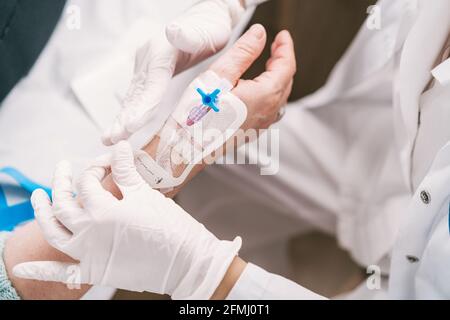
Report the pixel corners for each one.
[4,24,296,300]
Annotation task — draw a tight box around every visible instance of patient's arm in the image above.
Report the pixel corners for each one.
[4,26,295,300]
[4,223,90,299]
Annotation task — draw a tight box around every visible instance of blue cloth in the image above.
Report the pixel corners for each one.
[0,167,51,231]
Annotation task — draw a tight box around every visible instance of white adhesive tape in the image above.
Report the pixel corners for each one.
[135,71,247,190]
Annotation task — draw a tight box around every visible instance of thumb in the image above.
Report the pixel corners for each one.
[209,24,266,85]
[111,141,145,194]
[13,261,84,285]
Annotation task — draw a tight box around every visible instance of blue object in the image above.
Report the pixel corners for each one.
[0,167,51,231]
[196,88,221,112]
[0,187,6,208]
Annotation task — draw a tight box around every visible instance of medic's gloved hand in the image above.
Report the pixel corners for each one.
[102,0,268,146]
[13,141,241,299]
[166,0,268,55]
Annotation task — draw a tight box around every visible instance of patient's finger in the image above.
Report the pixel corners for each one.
[256,30,296,86]
[234,30,296,105]
[209,24,267,85]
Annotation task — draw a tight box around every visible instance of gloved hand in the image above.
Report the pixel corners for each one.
[13,141,241,299]
[102,0,268,146]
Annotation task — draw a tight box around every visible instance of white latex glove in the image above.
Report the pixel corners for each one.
[13,141,241,299]
[102,0,268,146]
[102,0,244,145]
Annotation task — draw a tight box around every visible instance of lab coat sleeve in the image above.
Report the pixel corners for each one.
[226,263,327,300]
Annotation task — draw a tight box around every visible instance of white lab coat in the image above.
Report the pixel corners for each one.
[0,0,254,299]
[1,0,448,300]
[389,142,450,299]
[178,0,450,299]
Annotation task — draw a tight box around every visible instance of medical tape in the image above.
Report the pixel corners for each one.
[135,71,247,190]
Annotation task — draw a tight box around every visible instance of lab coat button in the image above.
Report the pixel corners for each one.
[406,255,419,263]
[420,191,430,204]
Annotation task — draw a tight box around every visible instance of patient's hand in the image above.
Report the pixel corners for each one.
[5,24,296,299]
[103,24,295,199]
[209,26,296,130]
[103,24,296,199]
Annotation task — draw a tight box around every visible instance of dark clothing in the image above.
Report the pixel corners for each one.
[0,0,66,103]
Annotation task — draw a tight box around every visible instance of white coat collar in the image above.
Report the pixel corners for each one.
[395,0,450,191]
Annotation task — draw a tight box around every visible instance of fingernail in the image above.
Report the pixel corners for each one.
[249,24,265,40]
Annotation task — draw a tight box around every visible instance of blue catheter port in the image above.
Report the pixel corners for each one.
[187,88,222,126]
[196,88,221,112]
